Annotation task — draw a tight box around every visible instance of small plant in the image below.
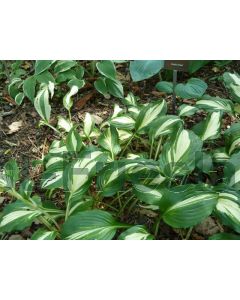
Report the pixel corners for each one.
[6,60,124,106]
[1,77,240,239]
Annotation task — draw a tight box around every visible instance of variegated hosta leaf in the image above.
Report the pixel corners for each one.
[0,210,41,233]
[149,115,183,141]
[135,100,167,133]
[64,148,107,202]
[224,152,240,189]
[57,116,73,132]
[98,126,121,158]
[41,162,64,189]
[196,96,234,114]
[118,225,154,240]
[112,104,123,118]
[193,111,221,141]
[66,128,82,153]
[117,129,132,144]
[159,129,203,178]
[133,184,165,206]
[63,85,79,111]
[223,72,240,103]
[97,160,138,196]
[108,115,135,130]
[215,190,240,233]
[19,179,33,199]
[212,148,230,163]
[224,122,240,155]
[178,104,198,117]
[121,92,138,107]
[34,86,51,122]
[161,185,218,228]
[61,210,126,240]
[31,229,57,240]
[83,112,95,138]
[126,159,163,184]
[128,106,141,119]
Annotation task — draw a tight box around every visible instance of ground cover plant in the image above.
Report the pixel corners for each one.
[1,60,240,240]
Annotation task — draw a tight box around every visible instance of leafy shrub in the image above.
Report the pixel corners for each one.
[2,75,240,239]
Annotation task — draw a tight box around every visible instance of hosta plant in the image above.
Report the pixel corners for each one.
[1,87,240,240]
[7,60,124,106]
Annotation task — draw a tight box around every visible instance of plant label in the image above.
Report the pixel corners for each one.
[164,60,189,72]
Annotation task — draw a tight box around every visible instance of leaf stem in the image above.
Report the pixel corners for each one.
[154,136,163,160]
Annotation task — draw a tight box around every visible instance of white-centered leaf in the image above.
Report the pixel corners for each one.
[109,115,135,130]
[196,96,234,114]
[178,104,198,117]
[149,115,183,141]
[61,210,126,240]
[161,185,218,228]
[63,85,79,111]
[34,86,51,122]
[215,190,240,233]
[135,100,167,133]
[193,111,221,141]
[98,126,121,158]
[159,129,203,177]
[224,122,240,155]
[83,112,95,138]
[118,225,154,240]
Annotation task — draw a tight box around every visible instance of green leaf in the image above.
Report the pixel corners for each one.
[121,92,138,107]
[83,112,95,138]
[105,78,124,98]
[68,78,85,89]
[8,78,22,99]
[175,78,207,99]
[162,185,218,228]
[34,86,51,122]
[135,100,167,133]
[4,159,19,188]
[215,190,240,233]
[61,210,125,240]
[63,148,107,202]
[193,111,221,141]
[155,81,173,94]
[23,76,36,102]
[94,78,109,97]
[98,126,121,158]
[212,148,230,164]
[109,115,135,130]
[15,92,25,105]
[54,60,76,73]
[31,229,57,240]
[19,179,33,199]
[188,61,209,73]
[209,233,240,240]
[130,60,164,82]
[97,160,138,197]
[149,115,183,141]
[195,152,213,174]
[57,116,73,132]
[35,60,55,75]
[223,72,240,103]
[224,152,240,189]
[133,184,164,206]
[159,128,202,177]
[41,162,64,190]
[118,225,154,240]
[63,85,79,111]
[66,128,82,153]
[196,96,234,114]
[36,71,55,84]
[224,122,240,155]
[96,61,116,81]
[178,104,199,117]
[0,209,41,233]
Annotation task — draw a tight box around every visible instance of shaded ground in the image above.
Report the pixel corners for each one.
[0,61,239,239]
